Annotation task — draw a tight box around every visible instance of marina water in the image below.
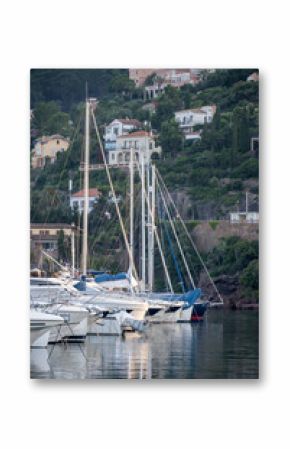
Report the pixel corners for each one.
[31,309,258,379]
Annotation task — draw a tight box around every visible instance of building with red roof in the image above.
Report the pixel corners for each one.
[70,188,102,213]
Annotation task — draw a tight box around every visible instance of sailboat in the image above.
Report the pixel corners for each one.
[72,97,149,334]
[76,97,213,323]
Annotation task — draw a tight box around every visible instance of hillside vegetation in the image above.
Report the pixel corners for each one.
[30,69,259,303]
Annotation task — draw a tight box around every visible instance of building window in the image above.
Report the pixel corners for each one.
[89,200,95,208]
[57,140,60,144]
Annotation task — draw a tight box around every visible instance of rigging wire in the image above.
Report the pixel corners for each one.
[135,160,174,293]
[90,109,140,289]
[157,177,196,289]
[155,167,224,303]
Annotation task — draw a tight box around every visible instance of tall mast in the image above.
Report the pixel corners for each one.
[151,164,156,289]
[82,98,90,275]
[128,146,134,286]
[71,226,75,278]
[141,152,146,291]
[246,191,249,213]
[147,163,156,292]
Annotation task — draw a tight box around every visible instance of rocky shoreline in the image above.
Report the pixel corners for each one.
[199,272,259,309]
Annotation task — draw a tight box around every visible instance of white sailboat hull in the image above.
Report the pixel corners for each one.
[178,305,193,322]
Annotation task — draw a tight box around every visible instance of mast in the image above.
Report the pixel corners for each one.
[82,98,90,275]
[246,191,249,213]
[128,146,134,286]
[141,152,146,291]
[147,163,156,292]
[71,225,75,278]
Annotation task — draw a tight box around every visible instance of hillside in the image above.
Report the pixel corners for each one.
[30,68,259,304]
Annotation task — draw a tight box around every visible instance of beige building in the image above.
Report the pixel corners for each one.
[129,69,158,87]
[31,134,70,168]
[30,223,75,265]
[129,68,201,90]
[108,130,161,165]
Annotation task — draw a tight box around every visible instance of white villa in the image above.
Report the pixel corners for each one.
[70,188,102,213]
[174,105,216,137]
[108,130,161,165]
[104,118,141,151]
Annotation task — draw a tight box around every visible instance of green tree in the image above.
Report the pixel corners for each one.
[46,111,71,136]
[152,85,183,130]
[241,259,259,290]
[159,118,183,158]
[32,101,60,135]
[232,106,250,153]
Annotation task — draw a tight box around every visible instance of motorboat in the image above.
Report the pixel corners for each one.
[44,303,89,342]
[30,309,64,348]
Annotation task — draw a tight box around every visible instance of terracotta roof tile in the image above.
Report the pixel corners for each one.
[118,130,151,139]
[72,188,102,198]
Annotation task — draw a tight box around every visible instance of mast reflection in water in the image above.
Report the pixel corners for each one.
[30,310,258,379]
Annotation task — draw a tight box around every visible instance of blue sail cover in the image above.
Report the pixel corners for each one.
[94,272,128,283]
[150,288,202,305]
[74,275,87,291]
[183,288,202,305]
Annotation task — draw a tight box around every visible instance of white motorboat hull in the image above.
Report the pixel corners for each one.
[87,314,122,336]
[30,310,64,348]
[46,305,89,343]
[30,328,51,348]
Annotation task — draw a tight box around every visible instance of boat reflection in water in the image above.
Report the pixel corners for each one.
[30,349,50,377]
[30,310,258,379]
[86,333,151,379]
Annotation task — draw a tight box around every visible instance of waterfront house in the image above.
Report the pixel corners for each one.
[70,188,102,213]
[104,118,141,151]
[31,134,70,168]
[108,130,161,165]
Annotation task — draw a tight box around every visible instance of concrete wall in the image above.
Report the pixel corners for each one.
[188,220,259,253]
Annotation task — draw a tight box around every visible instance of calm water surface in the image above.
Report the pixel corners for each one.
[31,310,259,379]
